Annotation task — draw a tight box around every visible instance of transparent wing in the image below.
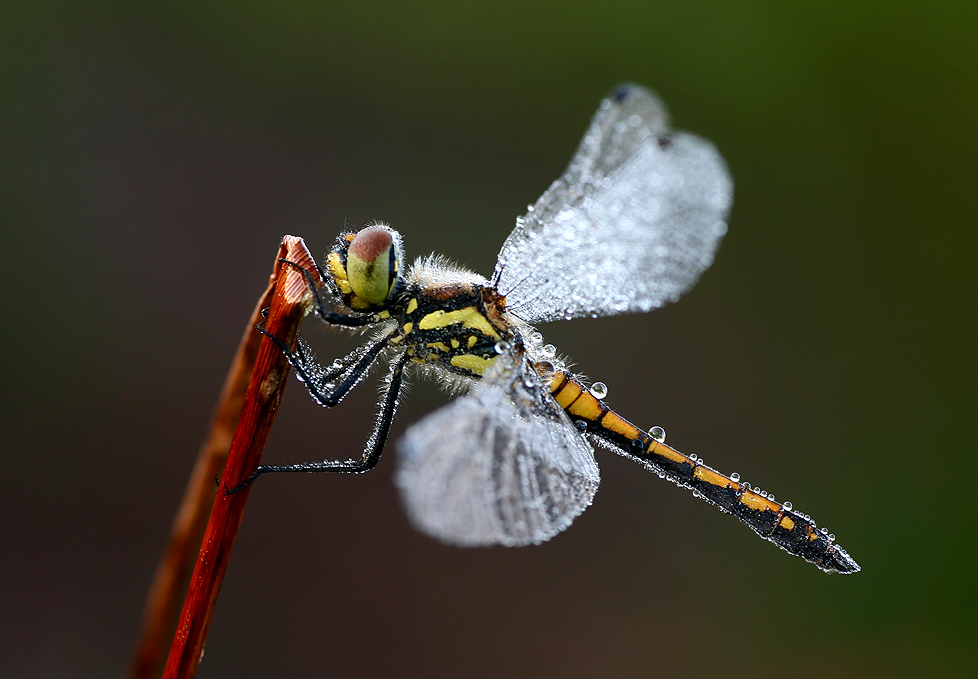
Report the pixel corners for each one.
[395,351,600,546]
[493,83,733,323]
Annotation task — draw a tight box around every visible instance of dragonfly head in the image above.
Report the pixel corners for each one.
[326,223,404,311]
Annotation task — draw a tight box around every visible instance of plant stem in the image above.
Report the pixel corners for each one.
[133,237,319,679]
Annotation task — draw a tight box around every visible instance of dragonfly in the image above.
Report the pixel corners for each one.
[258,83,860,574]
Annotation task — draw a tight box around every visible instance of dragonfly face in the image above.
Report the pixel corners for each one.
[266,83,860,574]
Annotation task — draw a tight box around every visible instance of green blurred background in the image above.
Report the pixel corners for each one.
[2,1,975,677]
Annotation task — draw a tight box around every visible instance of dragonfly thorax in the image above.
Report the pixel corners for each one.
[391,271,512,379]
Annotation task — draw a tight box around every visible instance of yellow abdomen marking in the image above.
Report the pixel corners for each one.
[651,441,690,465]
[402,322,414,334]
[450,354,495,375]
[418,307,501,339]
[740,490,780,514]
[693,466,732,488]
[599,411,641,439]
[779,515,796,531]
[551,378,583,408]
[406,298,418,314]
[565,392,604,421]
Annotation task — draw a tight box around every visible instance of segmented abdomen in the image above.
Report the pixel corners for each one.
[544,368,860,574]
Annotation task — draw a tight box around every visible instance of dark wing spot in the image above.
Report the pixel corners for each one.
[657,134,674,150]
[612,84,632,104]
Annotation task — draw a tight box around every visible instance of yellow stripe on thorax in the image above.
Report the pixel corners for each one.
[417,307,501,339]
[450,354,495,375]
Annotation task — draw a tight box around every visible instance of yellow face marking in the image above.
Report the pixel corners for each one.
[450,339,460,349]
[740,490,780,514]
[426,341,450,352]
[417,307,501,340]
[467,336,477,348]
[348,295,371,310]
[377,310,391,319]
[389,335,403,344]
[327,252,353,294]
[402,322,414,334]
[599,411,641,439]
[406,298,418,314]
[693,466,731,488]
[450,354,495,374]
[780,515,796,531]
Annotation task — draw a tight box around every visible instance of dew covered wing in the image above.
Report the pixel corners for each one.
[395,354,600,546]
[494,84,733,324]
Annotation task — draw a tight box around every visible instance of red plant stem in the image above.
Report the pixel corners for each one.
[130,267,274,679]
[161,237,319,679]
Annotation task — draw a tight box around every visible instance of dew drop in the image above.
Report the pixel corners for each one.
[295,373,306,383]
[540,343,557,358]
[730,472,741,482]
[575,420,588,432]
[820,527,828,535]
[648,426,666,442]
[528,330,543,344]
[760,490,768,498]
[782,501,792,510]
[689,453,698,463]
[589,382,608,399]
[494,341,511,354]
[534,360,554,376]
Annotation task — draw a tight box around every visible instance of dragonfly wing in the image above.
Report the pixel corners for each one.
[395,352,600,546]
[494,83,733,323]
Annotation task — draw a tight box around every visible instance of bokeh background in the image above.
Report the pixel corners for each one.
[2,1,975,677]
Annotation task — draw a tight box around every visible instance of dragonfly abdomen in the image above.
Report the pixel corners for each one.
[543,368,860,574]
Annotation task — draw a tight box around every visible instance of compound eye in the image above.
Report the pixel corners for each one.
[346,225,398,306]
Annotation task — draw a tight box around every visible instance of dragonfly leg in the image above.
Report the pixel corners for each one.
[231,353,409,490]
[278,257,377,328]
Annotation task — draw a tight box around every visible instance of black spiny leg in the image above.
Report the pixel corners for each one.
[258,313,391,407]
[247,351,410,482]
[292,337,393,407]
